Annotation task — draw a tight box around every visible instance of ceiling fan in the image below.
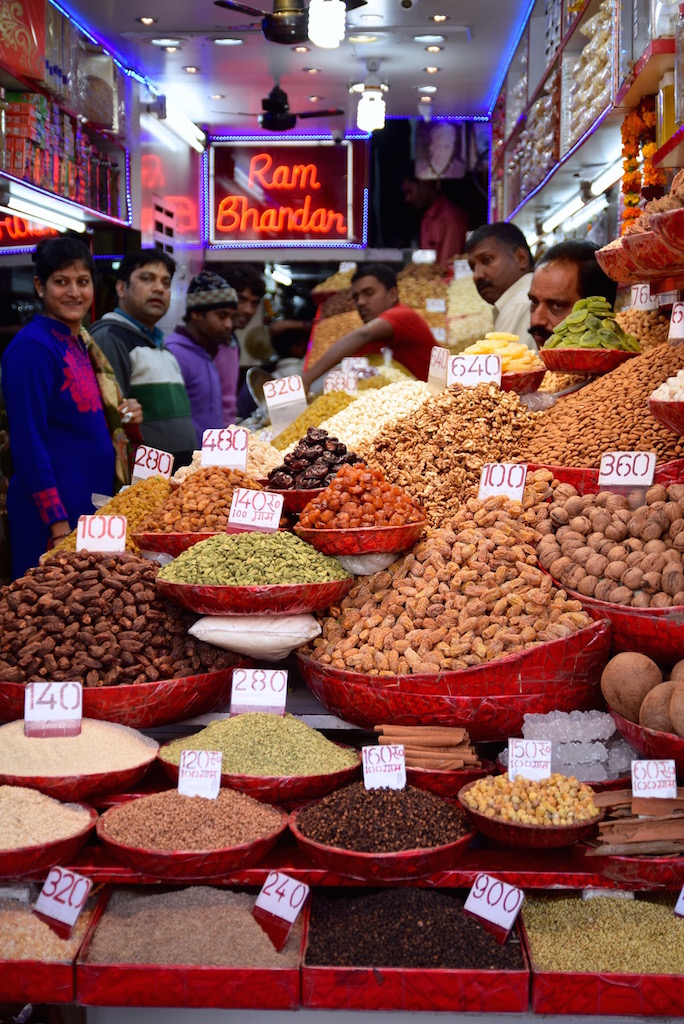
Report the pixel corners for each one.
[214,83,344,131]
[213,0,367,45]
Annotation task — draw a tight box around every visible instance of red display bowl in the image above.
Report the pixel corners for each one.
[648,207,684,256]
[131,532,219,556]
[266,487,324,513]
[609,708,684,775]
[494,756,631,794]
[95,805,288,880]
[156,576,353,616]
[621,229,684,275]
[0,803,97,878]
[405,759,496,798]
[500,369,546,394]
[289,807,474,882]
[648,399,684,436]
[457,779,602,849]
[526,459,684,495]
[0,752,157,803]
[296,617,610,740]
[0,663,246,730]
[574,841,684,887]
[595,241,643,285]
[157,742,362,806]
[539,348,638,375]
[294,521,426,556]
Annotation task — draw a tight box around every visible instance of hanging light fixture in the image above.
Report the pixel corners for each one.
[356,59,387,132]
[308,0,346,48]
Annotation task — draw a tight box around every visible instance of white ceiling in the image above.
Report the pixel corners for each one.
[65,0,534,135]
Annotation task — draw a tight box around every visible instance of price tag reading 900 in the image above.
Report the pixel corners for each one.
[228,488,284,533]
[76,515,127,553]
[33,867,92,938]
[230,668,288,715]
[201,427,249,470]
[362,744,406,791]
[253,871,310,951]
[478,463,527,503]
[447,354,502,388]
[262,374,306,411]
[178,749,222,799]
[630,284,657,311]
[24,681,82,738]
[631,758,677,799]
[508,738,552,781]
[598,451,656,488]
[464,873,524,940]
[132,445,174,482]
[669,302,684,342]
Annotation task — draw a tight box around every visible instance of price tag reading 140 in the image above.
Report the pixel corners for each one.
[33,867,92,939]
[447,354,501,388]
[230,668,288,716]
[24,681,82,738]
[464,873,524,940]
[201,427,249,471]
[478,463,527,503]
[76,515,127,553]
[228,488,283,533]
[631,759,677,799]
[598,451,656,488]
[253,871,309,952]
[362,744,406,791]
[132,445,174,482]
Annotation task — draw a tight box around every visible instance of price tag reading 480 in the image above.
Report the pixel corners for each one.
[478,463,527,503]
[201,427,249,471]
[230,668,288,716]
[132,445,174,482]
[228,488,283,533]
[33,867,92,939]
[24,681,82,738]
[253,871,309,952]
[464,873,524,941]
[598,451,656,488]
[362,744,406,790]
[447,354,501,388]
[76,515,127,553]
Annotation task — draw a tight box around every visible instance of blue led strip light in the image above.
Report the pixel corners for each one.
[0,245,40,255]
[49,0,149,86]
[487,0,536,117]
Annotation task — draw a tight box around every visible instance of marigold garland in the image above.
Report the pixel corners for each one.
[620,96,667,234]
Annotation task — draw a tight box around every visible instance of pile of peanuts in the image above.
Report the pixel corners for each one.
[397,265,448,335]
[139,466,262,533]
[460,772,598,826]
[316,379,432,450]
[358,383,538,526]
[312,268,354,293]
[538,482,684,607]
[298,462,424,529]
[616,307,670,354]
[526,345,684,467]
[172,433,282,482]
[538,371,586,394]
[306,478,592,676]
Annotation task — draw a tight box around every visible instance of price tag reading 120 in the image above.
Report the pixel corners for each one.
[76,515,127,553]
[201,427,249,471]
[362,744,406,790]
[464,873,524,941]
[33,867,92,939]
[631,759,677,799]
[478,463,527,503]
[447,354,502,388]
[228,488,283,533]
[230,668,288,716]
[598,451,656,488]
[508,738,552,781]
[132,445,174,482]
[253,871,310,952]
[24,681,83,738]
[178,749,222,799]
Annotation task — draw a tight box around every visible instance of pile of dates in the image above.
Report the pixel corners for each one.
[267,427,358,490]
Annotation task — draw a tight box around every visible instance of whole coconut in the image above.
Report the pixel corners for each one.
[600,652,663,723]
[639,681,677,734]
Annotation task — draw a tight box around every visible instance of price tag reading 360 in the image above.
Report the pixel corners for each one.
[478,463,527,503]
[598,451,656,488]
[228,488,283,533]
[253,871,309,951]
[362,744,406,790]
[178,749,222,799]
[230,668,288,716]
[508,738,552,781]
[24,681,82,738]
[132,445,174,482]
[33,867,92,939]
[464,873,524,938]
[631,759,677,799]
[447,354,501,388]
[201,427,249,470]
[76,515,127,553]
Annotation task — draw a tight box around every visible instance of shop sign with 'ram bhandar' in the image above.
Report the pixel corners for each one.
[207,140,366,248]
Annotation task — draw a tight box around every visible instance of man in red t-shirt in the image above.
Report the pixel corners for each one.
[302,264,437,387]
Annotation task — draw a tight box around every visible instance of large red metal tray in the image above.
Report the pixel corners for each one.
[501,368,546,394]
[76,887,305,1009]
[648,398,684,436]
[302,921,530,1012]
[573,841,684,888]
[609,708,684,775]
[156,576,353,616]
[0,802,97,879]
[0,664,246,730]
[157,743,361,807]
[289,807,474,882]
[457,780,602,849]
[526,459,684,494]
[266,487,323,513]
[95,806,288,880]
[594,241,643,285]
[621,229,684,275]
[649,206,684,256]
[539,348,637,375]
[131,531,219,556]
[296,617,610,740]
[294,521,426,556]
[406,759,496,798]
[0,752,158,803]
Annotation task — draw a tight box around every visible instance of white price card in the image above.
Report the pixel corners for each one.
[362,744,406,790]
[658,290,678,307]
[230,667,288,716]
[24,681,82,738]
[669,301,684,342]
[426,297,446,313]
[631,758,677,798]
[508,738,552,781]
[427,345,448,394]
[178,749,222,799]
[431,327,447,343]
[76,515,127,554]
[598,451,656,488]
[228,487,284,533]
[464,873,524,939]
[630,284,658,311]
[263,374,308,437]
[253,871,310,951]
[33,867,92,939]
[341,356,370,372]
[478,463,527,503]
[453,259,471,279]
[447,353,502,388]
[675,885,684,918]
[132,444,174,482]
[323,370,357,395]
[200,427,249,471]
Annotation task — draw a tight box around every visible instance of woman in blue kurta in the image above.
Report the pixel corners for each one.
[2,237,140,579]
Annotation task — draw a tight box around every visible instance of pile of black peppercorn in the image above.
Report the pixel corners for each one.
[267,427,358,490]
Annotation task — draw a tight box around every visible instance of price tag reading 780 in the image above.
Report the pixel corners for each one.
[464,873,524,940]
[228,488,284,533]
[447,354,501,388]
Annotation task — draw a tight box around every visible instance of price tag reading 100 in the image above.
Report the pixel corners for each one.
[230,668,288,715]
[76,515,127,553]
[33,867,92,939]
[24,681,83,738]
[464,873,524,940]
[253,871,309,951]
[478,463,527,503]
[201,427,249,470]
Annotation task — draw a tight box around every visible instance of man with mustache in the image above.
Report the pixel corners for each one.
[465,223,536,351]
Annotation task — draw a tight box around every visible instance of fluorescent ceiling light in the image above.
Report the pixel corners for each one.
[0,197,86,233]
[160,98,206,153]
[414,34,445,43]
[542,196,583,235]
[417,85,437,94]
[562,195,608,232]
[357,89,385,131]
[213,37,243,45]
[590,158,623,197]
[150,38,181,46]
[308,0,346,48]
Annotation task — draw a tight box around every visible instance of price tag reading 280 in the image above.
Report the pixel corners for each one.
[33,867,92,939]
[132,444,174,482]
[478,463,527,503]
[230,668,288,716]
[464,873,524,941]
[201,427,249,471]
[447,354,501,388]
[598,451,656,488]
[253,871,309,952]
[228,488,283,533]
[76,515,127,553]
[24,681,83,738]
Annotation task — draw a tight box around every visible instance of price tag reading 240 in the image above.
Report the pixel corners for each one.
[464,873,523,940]
[230,668,288,716]
[76,515,127,553]
[132,445,174,482]
[362,744,406,790]
[33,867,92,939]
[598,451,656,488]
[228,488,283,533]
[24,681,83,738]
[447,354,501,388]
[631,759,677,799]
[201,427,249,471]
[478,463,527,503]
[253,871,309,951]
[178,749,222,799]
[508,738,552,781]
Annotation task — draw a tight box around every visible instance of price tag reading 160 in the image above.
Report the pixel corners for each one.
[464,873,524,939]
[33,867,92,938]
[24,681,83,738]
[362,744,406,791]
[230,668,288,715]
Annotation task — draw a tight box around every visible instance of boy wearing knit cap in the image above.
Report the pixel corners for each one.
[165,271,238,446]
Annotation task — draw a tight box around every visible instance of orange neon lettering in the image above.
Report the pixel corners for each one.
[247,152,321,191]
[215,194,346,237]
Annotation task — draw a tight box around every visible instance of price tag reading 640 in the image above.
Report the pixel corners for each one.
[24,681,83,738]
[228,488,284,533]
[464,873,523,941]
[33,867,92,939]
[447,354,501,388]
[230,668,288,716]
[253,871,309,951]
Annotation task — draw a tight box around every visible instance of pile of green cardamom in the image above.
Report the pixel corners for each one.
[545,296,640,351]
[159,713,360,776]
[157,531,350,586]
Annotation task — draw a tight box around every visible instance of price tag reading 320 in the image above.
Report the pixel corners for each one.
[230,668,288,716]
[447,354,502,388]
[598,451,656,488]
[508,738,552,781]
[464,873,524,939]
[76,515,127,553]
[631,759,677,799]
[362,744,406,790]
[201,427,249,471]
[24,681,83,738]
[263,374,308,437]
[33,867,92,939]
[478,463,527,503]
[132,445,174,482]
[228,488,283,533]
[178,749,222,799]
[253,871,309,951]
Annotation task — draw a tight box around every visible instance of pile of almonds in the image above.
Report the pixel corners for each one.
[538,483,684,607]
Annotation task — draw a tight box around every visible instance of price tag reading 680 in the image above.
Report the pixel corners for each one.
[228,488,284,533]
[253,871,309,951]
[230,668,288,716]
[464,873,523,941]
[24,681,83,738]
[33,867,92,939]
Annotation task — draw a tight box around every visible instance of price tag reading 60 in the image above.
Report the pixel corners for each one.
[24,681,83,738]
[464,873,524,939]
[33,867,92,938]
[230,668,288,715]
[228,488,284,533]
[132,444,174,481]
[631,758,677,799]
[76,515,127,553]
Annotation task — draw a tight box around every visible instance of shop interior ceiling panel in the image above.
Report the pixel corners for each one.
[59,0,534,132]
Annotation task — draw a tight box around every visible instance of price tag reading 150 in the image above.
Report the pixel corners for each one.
[508,738,552,781]
[230,668,288,716]
[631,758,677,799]
[464,873,523,941]
[132,445,174,482]
[228,488,284,533]
[33,867,92,939]
[76,515,127,553]
[598,451,656,488]
[24,681,83,738]
[447,354,502,388]
[478,463,527,503]
[201,427,249,471]
[253,871,309,952]
[362,744,406,790]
